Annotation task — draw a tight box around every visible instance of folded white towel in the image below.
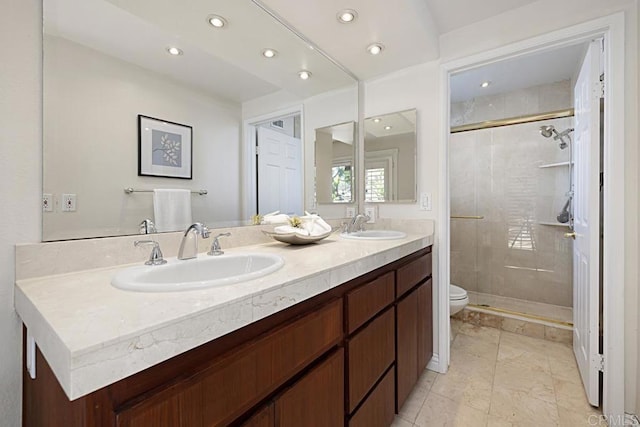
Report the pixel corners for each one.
[300,214,332,236]
[262,213,290,224]
[274,225,310,236]
[153,189,192,232]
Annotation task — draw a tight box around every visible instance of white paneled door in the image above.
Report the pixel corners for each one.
[257,126,303,215]
[572,40,602,407]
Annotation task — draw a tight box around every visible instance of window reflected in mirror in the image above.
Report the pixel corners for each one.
[315,122,356,204]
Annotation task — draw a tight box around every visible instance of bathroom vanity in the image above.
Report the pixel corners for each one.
[16,230,433,426]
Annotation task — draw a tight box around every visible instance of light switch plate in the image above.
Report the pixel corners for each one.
[364,206,376,223]
[420,192,432,211]
[346,206,356,218]
[62,194,77,212]
[43,194,53,212]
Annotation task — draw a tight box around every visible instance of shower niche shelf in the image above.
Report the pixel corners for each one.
[538,221,571,227]
[538,161,572,168]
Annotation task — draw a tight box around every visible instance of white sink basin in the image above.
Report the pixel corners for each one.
[112,253,284,292]
[340,230,407,240]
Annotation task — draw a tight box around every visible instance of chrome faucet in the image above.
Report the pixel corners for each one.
[208,232,231,256]
[134,240,166,265]
[138,218,157,234]
[345,213,370,233]
[177,223,210,260]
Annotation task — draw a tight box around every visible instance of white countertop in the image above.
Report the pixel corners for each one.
[15,232,433,400]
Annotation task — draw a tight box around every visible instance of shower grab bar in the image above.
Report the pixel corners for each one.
[451,215,485,220]
[124,188,208,195]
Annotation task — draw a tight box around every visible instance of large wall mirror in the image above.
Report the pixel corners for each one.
[315,122,356,204]
[364,109,417,203]
[42,0,357,241]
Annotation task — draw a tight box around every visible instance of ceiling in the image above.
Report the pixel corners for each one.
[46,0,576,104]
[366,109,417,138]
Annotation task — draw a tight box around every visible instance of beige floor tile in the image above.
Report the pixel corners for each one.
[416,369,439,393]
[552,377,601,415]
[392,416,416,427]
[452,333,499,363]
[398,385,430,424]
[549,353,582,385]
[489,386,560,425]
[557,406,603,427]
[500,318,545,339]
[497,333,551,373]
[487,415,513,427]
[415,393,489,427]
[493,361,555,403]
[431,373,493,413]
[457,322,502,344]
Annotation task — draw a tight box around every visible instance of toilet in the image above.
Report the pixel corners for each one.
[450,284,469,316]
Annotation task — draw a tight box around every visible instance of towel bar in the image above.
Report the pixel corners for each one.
[124,188,208,195]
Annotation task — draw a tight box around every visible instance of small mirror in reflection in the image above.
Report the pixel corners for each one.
[315,122,356,204]
[364,109,417,203]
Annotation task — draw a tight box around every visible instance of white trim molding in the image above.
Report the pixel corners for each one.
[439,12,626,419]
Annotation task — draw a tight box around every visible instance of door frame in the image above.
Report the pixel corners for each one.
[242,105,304,219]
[438,13,625,418]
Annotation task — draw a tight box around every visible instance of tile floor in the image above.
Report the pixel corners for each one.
[392,320,602,427]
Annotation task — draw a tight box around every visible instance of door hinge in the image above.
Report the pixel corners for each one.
[255,145,260,155]
[597,353,605,372]
[599,74,605,98]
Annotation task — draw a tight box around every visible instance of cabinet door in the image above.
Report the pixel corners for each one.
[275,348,344,427]
[396,289,418,411]
[417,279,433,374]
[348,367,395,427]
[242,404,274,427]
[116,382,202,427]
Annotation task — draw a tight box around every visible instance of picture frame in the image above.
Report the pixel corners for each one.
[138,115,193,179]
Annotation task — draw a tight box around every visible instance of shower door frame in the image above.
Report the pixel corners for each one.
[439,13,626,420]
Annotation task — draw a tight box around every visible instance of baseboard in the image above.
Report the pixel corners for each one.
[427,353,446,373]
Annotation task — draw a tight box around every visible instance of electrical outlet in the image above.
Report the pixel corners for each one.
[346,206,356,218]
[420,192,432,211]
[62,194,77,212]
[43,194,53,212]
[364,206,376,223]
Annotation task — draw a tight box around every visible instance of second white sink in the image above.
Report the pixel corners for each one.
[341,230,407,240]
[112,253,284,292]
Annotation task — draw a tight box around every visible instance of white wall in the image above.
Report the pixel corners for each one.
[0,0,42,425]
[363,0,638,414]
[44,36,243,240]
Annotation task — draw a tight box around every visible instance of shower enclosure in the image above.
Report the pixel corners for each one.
[450,116,574,323]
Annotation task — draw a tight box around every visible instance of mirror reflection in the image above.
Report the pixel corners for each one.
[364,109,417,203]
[315,122,356,204]
[42,0,357,241]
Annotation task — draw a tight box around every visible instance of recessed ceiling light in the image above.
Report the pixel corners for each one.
[373,118,382,123]
[298,70,312,80]
[481,81,491,88]
[367,43,384,55]
[166,46,183,56]
[207,15,227,28]
[337,9,358,23]
[262,48,277,58]
[384,125,392,130]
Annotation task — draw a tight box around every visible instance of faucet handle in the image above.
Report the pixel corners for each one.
[134,240,167,266]
[208,232,231,256]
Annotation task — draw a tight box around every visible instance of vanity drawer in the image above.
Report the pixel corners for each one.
[348,366,395,427]
[347,271,395,334]
[396,252,432,298]
[347,307,395,413]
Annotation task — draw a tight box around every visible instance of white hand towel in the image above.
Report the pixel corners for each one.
[153,189,192,232]
[274,225,310,236]
[262,214,290,224]
[300,214,332,236]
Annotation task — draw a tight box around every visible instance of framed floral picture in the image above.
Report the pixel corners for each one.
[138,115,192,179]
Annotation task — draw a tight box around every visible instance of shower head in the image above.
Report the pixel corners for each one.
[539,125,573,150]
[540,125,555,138]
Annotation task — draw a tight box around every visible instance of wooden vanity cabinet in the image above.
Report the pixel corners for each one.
[395,252,433,411]
[23,246,433,427]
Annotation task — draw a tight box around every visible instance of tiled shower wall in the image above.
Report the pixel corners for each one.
[450,81,573,308]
